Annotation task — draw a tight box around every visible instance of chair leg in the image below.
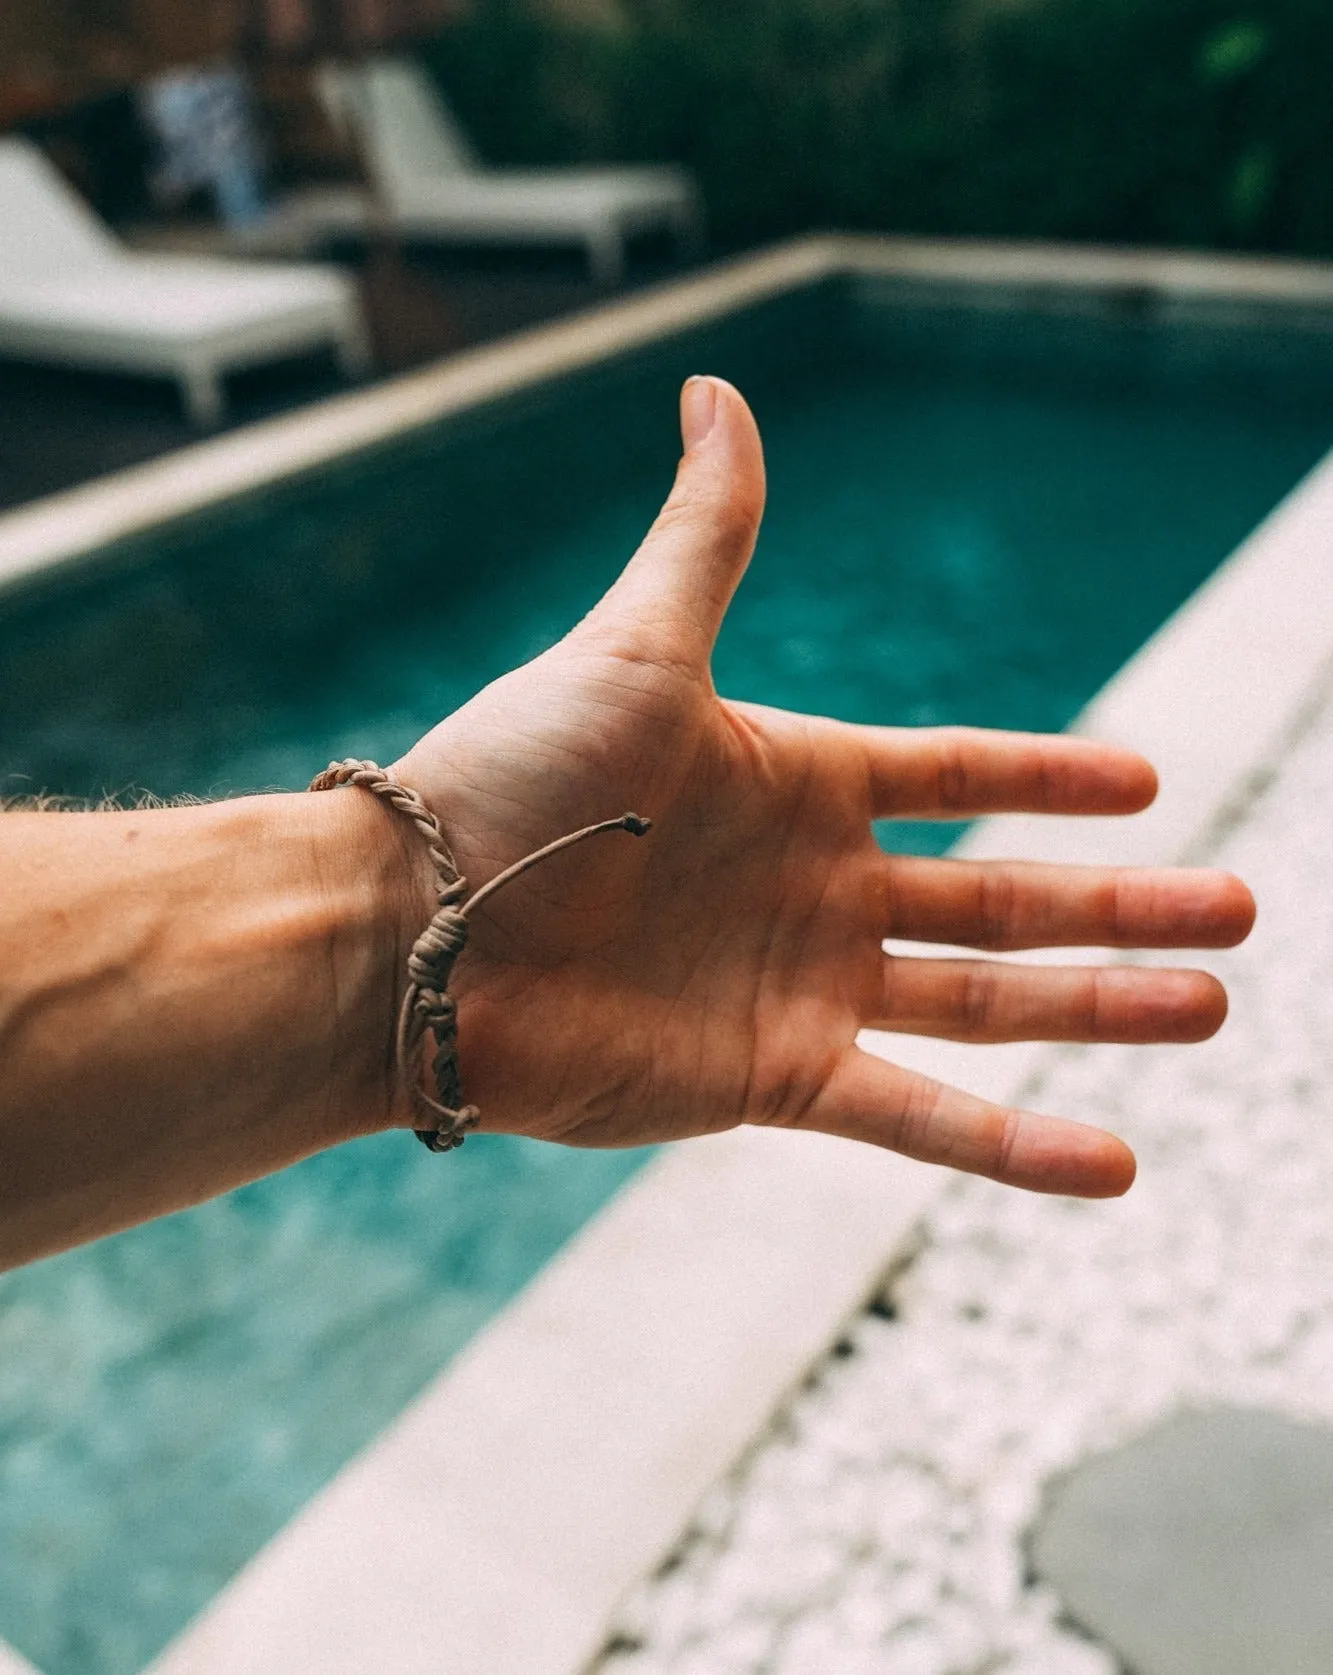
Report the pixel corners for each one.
[180,365,224,429]
[335,311,374,381]
[587,221,626,288]
[673,199,707,264]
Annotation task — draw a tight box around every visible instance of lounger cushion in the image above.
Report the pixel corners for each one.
[0,256,352,347]
[347,57,699,253]
[389,167,696,232]
[0,136,365,416]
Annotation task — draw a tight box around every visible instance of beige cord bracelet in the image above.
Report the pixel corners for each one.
[311,760,651,1153]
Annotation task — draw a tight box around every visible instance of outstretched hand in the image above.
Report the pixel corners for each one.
[395,377,1254,1197]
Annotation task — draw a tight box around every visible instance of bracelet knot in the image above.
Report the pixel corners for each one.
[406,909,469,990]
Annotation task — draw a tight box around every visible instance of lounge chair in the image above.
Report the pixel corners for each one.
[0,137,370,427]
[325,58,704,285]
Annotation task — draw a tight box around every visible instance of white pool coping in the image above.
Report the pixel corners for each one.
[3,236,1333,1675]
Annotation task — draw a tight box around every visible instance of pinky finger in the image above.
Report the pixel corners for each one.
[792,1047,1137,1199]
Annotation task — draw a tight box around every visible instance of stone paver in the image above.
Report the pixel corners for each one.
[1032,1407,1333,1675]
[593,666,1333,1675]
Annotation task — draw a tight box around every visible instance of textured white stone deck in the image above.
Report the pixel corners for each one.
[594,666,1333,1675]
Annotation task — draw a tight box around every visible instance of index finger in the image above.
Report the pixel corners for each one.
[859,725,1159,819]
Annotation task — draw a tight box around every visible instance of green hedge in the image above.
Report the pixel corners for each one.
[422,0,1333,256]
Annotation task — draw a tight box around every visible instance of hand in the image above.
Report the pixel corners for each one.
[394,377,1254,1197]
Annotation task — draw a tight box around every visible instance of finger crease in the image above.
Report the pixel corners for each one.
[960,964,999,1037]
[1109,872,1130,944]
[898,1073,945,1160]
[935,734,970,813]
[1083,968,1106,1038]
[1034,749,1059,813]
[978,869,1017,949]
[994,1107,1022,1182]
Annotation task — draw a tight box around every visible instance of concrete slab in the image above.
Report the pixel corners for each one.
[1032,1408,1333,1675]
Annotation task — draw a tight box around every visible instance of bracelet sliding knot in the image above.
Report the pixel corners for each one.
[310,759,652,1154]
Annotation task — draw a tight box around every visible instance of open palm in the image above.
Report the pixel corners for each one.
[394,377,1253,1197]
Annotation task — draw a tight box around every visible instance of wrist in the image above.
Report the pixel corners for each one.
[294,785,438,1139]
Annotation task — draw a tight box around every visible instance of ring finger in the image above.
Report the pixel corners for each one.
[882,855,1256,952]
[872,954,1228,1044]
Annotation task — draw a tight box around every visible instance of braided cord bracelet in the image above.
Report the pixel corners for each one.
[311,760,651,1153]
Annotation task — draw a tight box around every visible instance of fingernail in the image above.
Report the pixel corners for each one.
[681,376,718,451]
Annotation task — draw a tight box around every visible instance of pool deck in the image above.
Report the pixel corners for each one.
[2,236,1333,1675]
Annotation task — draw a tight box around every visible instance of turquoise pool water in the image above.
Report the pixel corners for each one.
[2,276,1333,1674]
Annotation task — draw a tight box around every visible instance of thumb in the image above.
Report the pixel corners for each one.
[591,376,767,667]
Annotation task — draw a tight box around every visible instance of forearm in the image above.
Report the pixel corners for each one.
[0,790,418,1269]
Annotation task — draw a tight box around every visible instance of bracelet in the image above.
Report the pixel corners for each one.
[310,760,651,1153]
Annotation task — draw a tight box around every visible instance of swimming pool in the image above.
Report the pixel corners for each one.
[3,263,1333,1675]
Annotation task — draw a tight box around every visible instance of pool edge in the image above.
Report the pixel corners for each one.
[0,1644,41,1675]
[0,238,843,594]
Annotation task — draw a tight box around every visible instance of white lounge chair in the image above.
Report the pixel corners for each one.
[0,137,370,427]
[325,57,703,285]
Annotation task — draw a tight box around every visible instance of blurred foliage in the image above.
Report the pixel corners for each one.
[1196,19,1270,84]
[420,0,1333,256]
